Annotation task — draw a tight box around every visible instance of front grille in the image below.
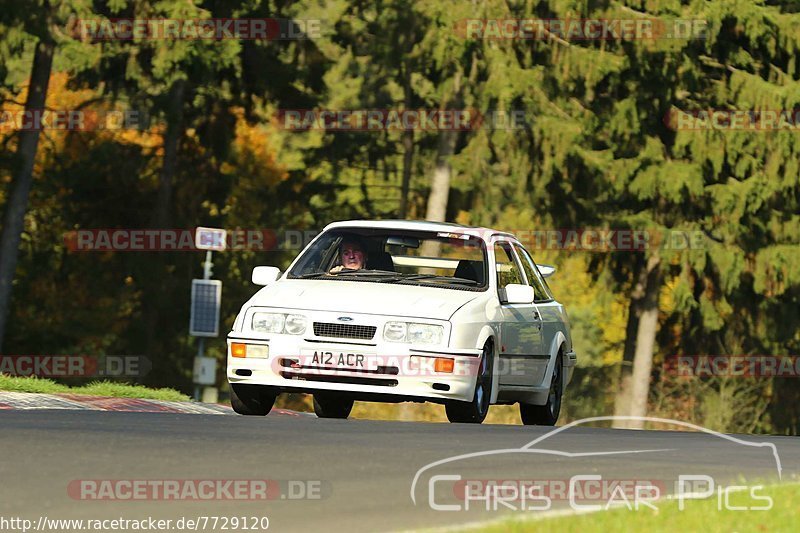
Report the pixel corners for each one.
[313,322,376,340]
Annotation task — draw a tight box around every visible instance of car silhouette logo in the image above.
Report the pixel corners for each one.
[337,316,354,322]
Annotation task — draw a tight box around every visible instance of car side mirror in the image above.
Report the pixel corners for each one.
[538,264,556,278]
[504,284,535,304]
[252,266,281,285]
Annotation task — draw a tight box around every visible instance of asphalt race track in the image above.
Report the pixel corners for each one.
[1,410,798,532]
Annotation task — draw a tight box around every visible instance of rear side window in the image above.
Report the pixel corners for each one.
[493,242,523,289]
[515,244,553,302]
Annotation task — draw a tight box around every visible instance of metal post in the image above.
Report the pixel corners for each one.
[194,337,205,401]
[195,251,213,401]
[203,250,213,280]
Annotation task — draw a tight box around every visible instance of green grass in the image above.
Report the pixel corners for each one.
[478,482,799,533]
[0,375,190,402]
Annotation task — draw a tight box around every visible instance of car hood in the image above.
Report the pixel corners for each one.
[248,279,480,320]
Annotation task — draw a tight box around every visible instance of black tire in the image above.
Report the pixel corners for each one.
[520,351,563,426]
[446,342,494,424]
[230,383,277,416]
[313,394,354,419]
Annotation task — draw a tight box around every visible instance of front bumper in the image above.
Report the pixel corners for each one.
[226,334,482,403]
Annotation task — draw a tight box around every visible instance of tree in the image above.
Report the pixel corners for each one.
[0,0,96,352]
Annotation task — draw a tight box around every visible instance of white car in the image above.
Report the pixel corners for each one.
[227,220,577,424]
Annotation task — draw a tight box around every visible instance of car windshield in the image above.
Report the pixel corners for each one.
[287,228,488,290]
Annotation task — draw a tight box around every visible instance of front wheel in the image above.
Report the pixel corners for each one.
[313,394,354,419]
[446,342,494,424]
[230,384,277,416]
[520,351,563,426]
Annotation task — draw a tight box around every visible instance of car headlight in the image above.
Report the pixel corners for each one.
[252,312,285,333]
[408,323,444,345]
[383,322,408,342]
[251,312,307,335]
[383,321,443,345]
[284,314,307,335]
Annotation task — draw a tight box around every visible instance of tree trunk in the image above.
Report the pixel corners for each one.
[142,79,185,363]
[0,40,55,352]
[424,67,462,225]
[627,254,662,429]
[400,128,413,218]
[425,129,457,222]
[612,299,640,427]
[416,129,457,265]
[400,66,414,219]
[152,79,186,228]
[612,256,646,428]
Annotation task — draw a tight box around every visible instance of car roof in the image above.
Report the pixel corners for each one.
[323,219,516,240]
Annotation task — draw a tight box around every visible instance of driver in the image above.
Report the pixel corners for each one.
[330,238,367,273]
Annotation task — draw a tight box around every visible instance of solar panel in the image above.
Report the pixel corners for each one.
[190,279,222,337]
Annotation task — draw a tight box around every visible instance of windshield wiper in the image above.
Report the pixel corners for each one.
[295,269,404,281]
[401,274,479,286]
[296,271,479,286]
[294,272,328,279]
[335,269,398,276]
[333,269,405,281]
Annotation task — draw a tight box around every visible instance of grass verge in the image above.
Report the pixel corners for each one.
[478,482,798,533]
[0,375,190,402]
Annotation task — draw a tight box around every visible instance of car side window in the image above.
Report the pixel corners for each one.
[515,244,553,302]
[494,242,523,290]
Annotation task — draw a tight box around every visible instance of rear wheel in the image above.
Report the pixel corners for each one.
[446,342,494,424]
[520,351,563,426]
[313,394,354,419]
[230,384,277,416]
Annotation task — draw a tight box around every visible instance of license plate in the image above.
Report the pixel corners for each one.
[308,350,369,369]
